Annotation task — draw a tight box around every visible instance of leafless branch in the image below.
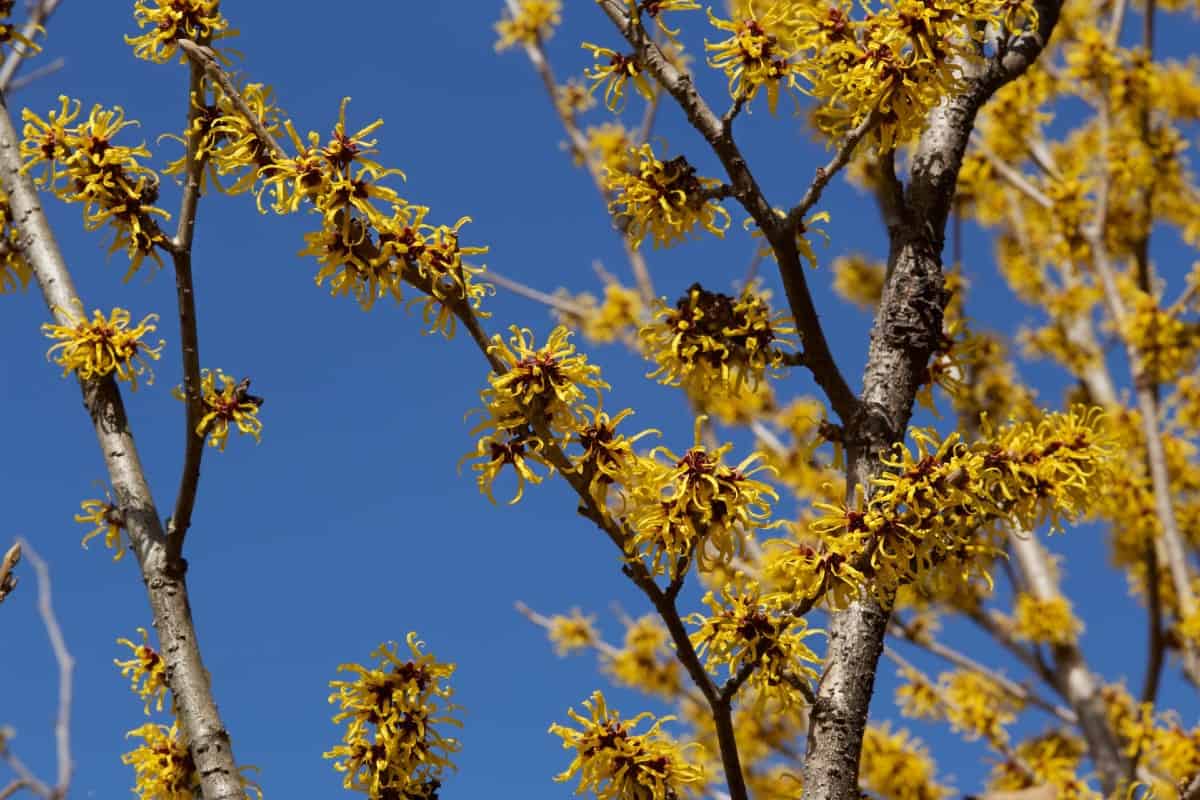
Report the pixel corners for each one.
[15,540,72,799]
[5,56,62,92]
[167,61,209,556]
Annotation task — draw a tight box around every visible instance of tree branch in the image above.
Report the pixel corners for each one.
[0,87,246,800]
[16,540,72,799]
[167,60,209,556]
[0,541,18,605]
[593,0,859,425]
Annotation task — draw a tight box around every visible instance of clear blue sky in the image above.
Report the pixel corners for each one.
[1,3,1196,798]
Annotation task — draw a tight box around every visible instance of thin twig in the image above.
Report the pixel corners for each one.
[975,139,1052,209]
[0,780,27,800]
[167,60,208,556]
[489,268,591,316]
[5,56,62,92]
[888,618,1077,725]
[16,540,72,799]
[782,111,881,232]
[0,0,62,92]
[504,2,656,303]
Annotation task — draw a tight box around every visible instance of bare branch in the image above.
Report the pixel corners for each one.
[15,540,72,799]
[5,56,62,92]
[167,61,209,556]
[0,780,27,800]
[783,111,882,232]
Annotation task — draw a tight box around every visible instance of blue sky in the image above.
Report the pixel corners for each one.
[0,2,1196,799]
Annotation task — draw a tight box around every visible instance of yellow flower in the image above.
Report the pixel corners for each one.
[624,416,778,577]
[122,722,198,800]
[495,0,561,50]
[174,369,264,452]
[689,580,823,707]
[831,254,885,309]
[461,427,551,504]
[546,609,598,656]
[76,496,127,561]
[123,721,260,800]
[1011,593,1082,646]
[325,633,461,799]
[0,1,41,57]
[705,6,801,113]
[549,691,704,800]
[860,723,951,800]
[603,616,683,699]
[640,282,795,394]
[581,43,655,111]
[115,628,168,714]
[127,0,236,64]
[606,143,731,249]
[43,307,163,389]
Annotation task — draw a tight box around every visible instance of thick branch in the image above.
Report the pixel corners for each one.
[0,90,245,800]
[803,2,1065,796]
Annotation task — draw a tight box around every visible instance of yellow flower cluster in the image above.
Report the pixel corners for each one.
[325,633,461,800]
[769,407,1116,609]
[127,0,235,63]
[831,253,885,310]
[42,306,164,389]
[464,326,610,503]
[705,5,802,113]
[606,143,731,249]
[689,580,822,707]
[987,731,1097,799]
[1011,593,1082,646]
[556,280,644,345]
[122,722,199,800]
[860,723,950,800]
[495,0,561,50]
[640,282,795,397]
[1116,701,1200,791]
[166,81,285,198]
[581,122,637,175]
[546,609,598,656]
[1118,280,1200,386]
[115,628,169,714]
[21,98,170,279]
[897,667,1022,746]
[173,369,264,452]
[0,190,31,293]
[604,615,684,700]
[623,417,778,577]
[76,495,128,560]
[549,690,704,800]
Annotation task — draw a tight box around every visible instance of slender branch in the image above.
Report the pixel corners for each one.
[0,84,246,800]
[975,140,1052,209]
[504,4,656,303]
[489,268,591,316]
[888,618,1077,725]
[16,540,72,799]
[5,56,62,92]
[783,111,881,232]
[0,0,62,92]
[177,39,286,161]
[0,754,48,800]
[0,781,26,800]
[167,61,208,556]
[594,0,859,425]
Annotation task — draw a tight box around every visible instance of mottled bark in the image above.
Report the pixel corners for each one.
[801,4,1066,795]
[0,91,245,800]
